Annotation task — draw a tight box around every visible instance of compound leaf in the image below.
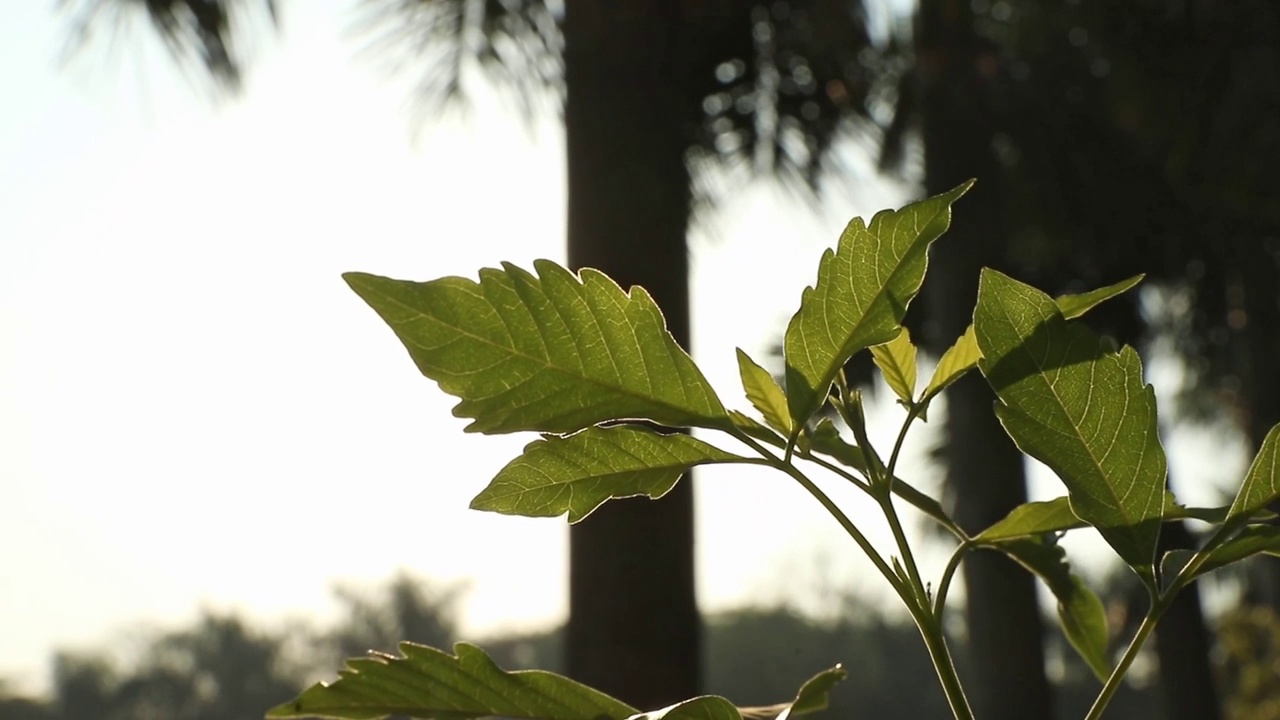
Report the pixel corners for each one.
[267,642,636,720]
[736,349,793,435]
[345,262,728,435]
[783,182,971,432]
[471,426,743,523]
[994,538,1110,681]
[1055,275,1145,320]
[871,329,919,405]
[976,269,1169,575]
[1226,423,1280,526]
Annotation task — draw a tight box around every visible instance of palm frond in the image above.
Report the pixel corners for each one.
[59,0,278,94]
[351,0,562,123]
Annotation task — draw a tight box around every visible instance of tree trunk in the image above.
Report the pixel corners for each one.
[562,2,700,710]
[916,2,1054,718]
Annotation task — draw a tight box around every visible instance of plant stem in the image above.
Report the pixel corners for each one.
[909,603,975,720]
[1085,597,1161,720]
[934,541,970,617]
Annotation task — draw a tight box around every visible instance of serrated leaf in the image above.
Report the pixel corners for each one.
[783,182,971,432]
[922,324,980,402]
[345,262,728,435]
[1226,423,1280,526]
[994,538,1110,681]
[736,349,793,435]
[1164,526,1280,583]
[471,426,743,523]
[1055,274,1145,320]
[730,665,848,720]
[267,641,636,720]
[976,269,1169,575]
[871,329,919,405]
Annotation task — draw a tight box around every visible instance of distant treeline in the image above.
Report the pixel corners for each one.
[2,572,1276,719]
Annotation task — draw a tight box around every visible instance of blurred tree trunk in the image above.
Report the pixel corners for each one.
[915,2,1054,718]
[562,2,700,710]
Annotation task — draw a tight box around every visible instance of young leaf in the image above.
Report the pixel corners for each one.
[1055,274,1145,320]
[730,410,787,449]
[1225,423,1280,526]
[871,329,919,405]
[993,538,1111,681]
[976,269,1169,575]
[267,641,636,720]
[728,665,848,720]
[975,497,1080,542]
[1164,526,1280,582]
[736,349,793,435]
[344,262,729,435]
[471,426,743,523]
[783,181,972,432]
[921,324,980,402]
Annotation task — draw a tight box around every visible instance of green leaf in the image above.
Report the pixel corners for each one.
[1164,526,1280,582]
[1226,423,1280,525]
[736,349,793,435]
[629,697,741,720]
[871,329,919,405]
[267,641,636,720]
[471,426,743,523]
[993,538,1110,681]
[630,666,845,720]
[975,269,1169,575]
[975,497,1080,543]
[977,496,1265,542]
[921,324,980,402]
[344,262,728,435]
[1054,275,1145,320]
[783,181,971,432]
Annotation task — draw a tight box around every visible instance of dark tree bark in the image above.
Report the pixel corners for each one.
[916,2,1054,717]
[562,3,700,710]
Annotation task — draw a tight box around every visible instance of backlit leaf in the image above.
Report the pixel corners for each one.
[736,349,793,435]
[471,426,743,523]
[345,262,728,435]
[629,697,740,720]
[1226,424,1280,525]
[1055,275,1145,320]
[871,329,919,405]
[1164,526,1280,583]
[783,182,971,432]
[976,269,1169,575]
[978,496,1262,542]
[994,538,1110,681]
[628,666,844,720]
[267,642,636,720]
[921,324,980,402]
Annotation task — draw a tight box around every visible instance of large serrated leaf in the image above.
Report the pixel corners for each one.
[1226,423,1280,525]
[992,538,1110,681]
[345,262,728,435]
[267,642,636,720]
[922,324,980,402]
[1054,275,1145,320]
[736,349,793,435]
[783,182,971,432]
[976,269,1169,575]
[470,426,743,523]
[871,329,919,405]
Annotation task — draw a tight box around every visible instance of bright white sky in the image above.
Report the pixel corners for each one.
[0,0,1248,695]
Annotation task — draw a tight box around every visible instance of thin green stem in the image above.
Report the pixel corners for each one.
[934,541,971,617]
[1085,594,1161,720]
[800,453,873,494]
[886,402,926,478]
[913,609,975,720]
